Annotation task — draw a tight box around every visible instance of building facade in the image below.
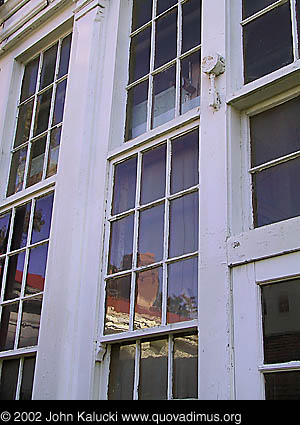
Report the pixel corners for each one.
[0,0,300,400]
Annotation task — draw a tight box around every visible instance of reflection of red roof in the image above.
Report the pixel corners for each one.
[15,270,44,291]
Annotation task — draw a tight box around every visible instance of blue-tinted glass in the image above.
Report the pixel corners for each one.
[112,157,137,215]
[108,215,134,274]
[31,193,54,244]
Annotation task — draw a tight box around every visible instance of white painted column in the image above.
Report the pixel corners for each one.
[198,0,233,399]
[33,0,117,399]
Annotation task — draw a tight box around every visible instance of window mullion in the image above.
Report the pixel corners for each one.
[167,334,173,400]
[15,358,23,400]
[175,2,182,117]
[290,0,299,60]
[133,340,140,400]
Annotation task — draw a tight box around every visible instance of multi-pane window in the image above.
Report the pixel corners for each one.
[102,127,199,399]
[261,278,300,400]
[108,332,198,400]
[125,0,201,141]
[250,95,300,227]
[242,0,300,84]
[7,34,72,197]
[0,191,54,399]
[0,356,36,400]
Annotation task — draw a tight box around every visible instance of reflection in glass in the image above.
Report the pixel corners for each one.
[46,127,62,177]
[108,215,134,274]
[31,193,54,244]
[134,267,162,329]
[244,3,293,83]
[169,192,199,258]
[14,101,34,147]
[108,344,135,400]
[105,275,131,334]
[4,251,25,300]
[40,43,58,90]
[265,371,300,400]
[26,136,47,187]
[112,157,137,215]
[20,58,39,102]
[173,333,198,398]
[129,28,151,83]
[167,257,198,323]
[253,157,300,227]
[181,51,201,114]
[52,80,67,126]
[171,130,199,194]
[155,9,177,69]
[11,202,31,251]
[19,357,36,400]
[0,212,11,254]
[157,0,177,15]
[251,96,300,167]
[25,244,48,296]
[125,80,148,141]
[140,338,168,399]
[182,0,201,54]
[0,303,18,351]
[141,144,166,205]
[243,0,277,19]
[152,66,176,129]
[7,147,27,196]
[58,34,72,78]
[18,296,42,348]
[132,0,152,31]
[261,279,300,364]
[138,205,164,266]
[33,88,52,136]
[0,358,19,400]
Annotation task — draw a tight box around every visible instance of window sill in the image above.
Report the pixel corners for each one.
[227,60,300,111]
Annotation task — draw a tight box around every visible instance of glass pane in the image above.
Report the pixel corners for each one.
[171,129,199,194]
[33,88,52,136]
[7,147,27,196]
[40,43,58,90]
[261,279,300,364]
[167,257,198,323]
[129,27,151,83]
[4,251,25,300]
[157,0,177,15]
[14,100,34,147]
[182,0,201,54]
[19,356,36,400]
[20,58,39,102]
[52,79,67,126]
[0,358,19,400]
[132,0,152,31]
[58,34,72,78]
[181,51,201,114]
[173,333,198,399]
[134,267,163,329]
[169,192,199,258]
[152,66,176,129]
[141,144,166,205]
[18,296,42,348]
[108,344,135,400]
[253,157,300,227]
[154,9,177,69]
[104,275,131,334]
[140,338,168,400]
[108,215,134,274]
[125,80,148,141]
[0,212,11,254]
[46,127,62,178]
[31,193,54,244]
[243,0,277,19]
[244,3,293,84]
[25,244,48,296]
[265,372,300,400]
[112,157,137,215]
[26,136,47,187]
[11,202,31,251]
[138,205,164,266]
[251,97,300,167]
[0,303,18,351]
